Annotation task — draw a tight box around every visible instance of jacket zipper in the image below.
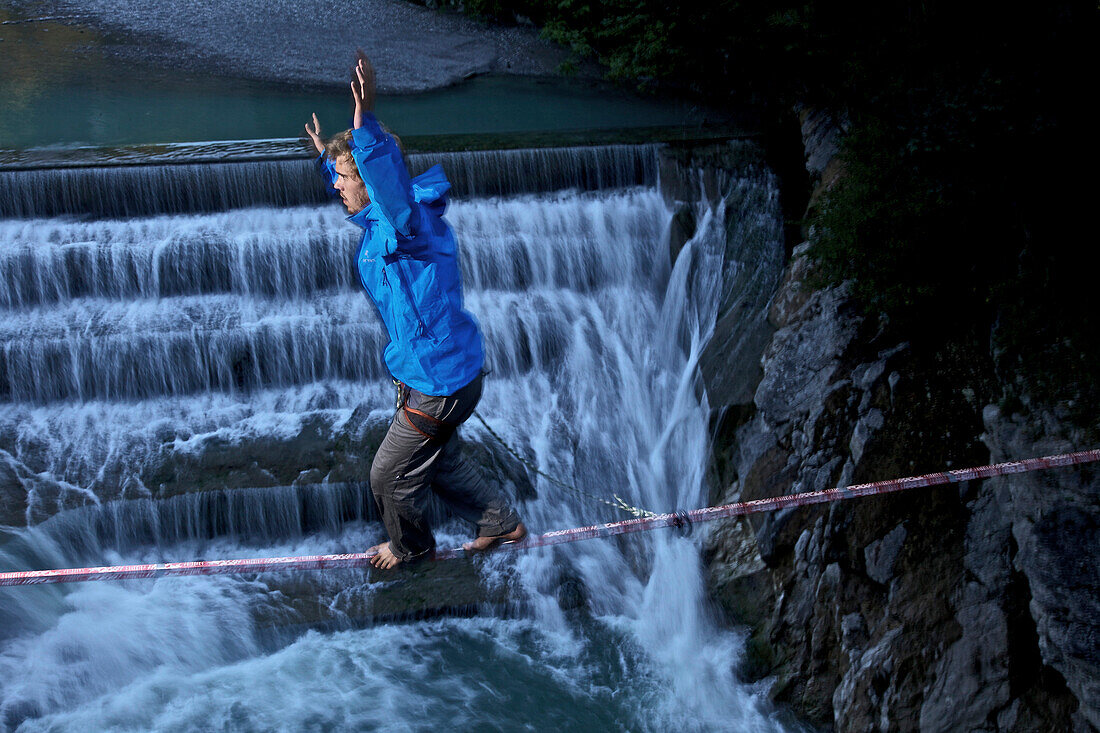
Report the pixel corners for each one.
[392,258,435,341]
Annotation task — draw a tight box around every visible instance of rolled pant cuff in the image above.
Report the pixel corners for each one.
[392,544,434,563]
[477,517,521,538]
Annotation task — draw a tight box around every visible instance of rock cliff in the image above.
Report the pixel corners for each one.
[698,110,1098,731]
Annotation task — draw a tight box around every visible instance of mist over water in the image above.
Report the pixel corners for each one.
[0,146,795,731]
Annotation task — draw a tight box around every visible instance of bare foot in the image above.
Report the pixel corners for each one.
[368,542,402,570]
[463,522,528,553]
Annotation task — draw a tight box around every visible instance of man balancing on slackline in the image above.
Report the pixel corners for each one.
[304,52,526,570]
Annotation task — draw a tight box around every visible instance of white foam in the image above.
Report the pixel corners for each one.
[0,171,793,729]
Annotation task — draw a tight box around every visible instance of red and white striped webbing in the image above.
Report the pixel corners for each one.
[1,448,1096,587]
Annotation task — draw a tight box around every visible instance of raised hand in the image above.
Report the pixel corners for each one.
[304,112,324,154]
[351,50,377,129]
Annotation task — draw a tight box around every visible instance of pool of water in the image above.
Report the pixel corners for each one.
[0,8,708,150]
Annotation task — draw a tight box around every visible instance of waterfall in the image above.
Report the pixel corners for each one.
[0,144,795,730]
[0,144,658,219]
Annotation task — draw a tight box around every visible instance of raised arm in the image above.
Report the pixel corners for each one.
[304,112,340,195]
[304,112,325,155]
[349,54,418,238]
[352,50,375,131]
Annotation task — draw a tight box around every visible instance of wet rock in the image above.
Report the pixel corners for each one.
[668,202,696,264]
[0,399,532,529]
[705,213,1027,730]
[850,408,885,465]
[658,141,786,411]
[833,628,902,731]
[252,554,518,630]
[754,283,858,424]
[864,523,906,585]
[796,105,849,210]
[293,468,326,486]
[705,99,1091,730]
[916,478,1014,729]
[0,450,97,526]
[144,411,351,497]
[984,405,1100,731]
[658,142,761,207]
[707,515,772,619]
[796,105,846,181]
[921,593,1011,730]
[706,257,1082,730]
[767,242,815,327]
[555,574,587,611]
[0,457,25,526]
[840,612,866,647]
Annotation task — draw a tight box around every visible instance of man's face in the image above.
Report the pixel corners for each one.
[333,156,370,214]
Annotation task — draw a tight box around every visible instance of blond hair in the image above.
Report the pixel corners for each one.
[324,123,406,178]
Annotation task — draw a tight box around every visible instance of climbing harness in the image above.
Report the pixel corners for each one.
[470,410,658,519]
[2,448,1096,587]
[392,380,458,443]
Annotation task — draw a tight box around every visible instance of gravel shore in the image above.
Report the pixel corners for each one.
[10,0,598,91]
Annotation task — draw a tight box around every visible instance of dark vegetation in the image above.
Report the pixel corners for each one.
[416,0,1096,426]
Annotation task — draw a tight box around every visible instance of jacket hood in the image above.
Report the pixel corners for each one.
[346,164,452,228]
[411,164,451,211]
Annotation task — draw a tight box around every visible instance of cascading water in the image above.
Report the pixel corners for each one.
[0,145,797,730]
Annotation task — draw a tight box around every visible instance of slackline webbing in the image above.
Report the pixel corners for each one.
[1,448,1097,587]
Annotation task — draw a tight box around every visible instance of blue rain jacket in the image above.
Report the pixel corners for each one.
[318,113,483,396]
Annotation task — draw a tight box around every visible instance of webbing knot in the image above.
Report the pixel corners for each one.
[671,510,693,537]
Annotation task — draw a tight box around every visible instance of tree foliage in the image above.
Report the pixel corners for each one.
[417,0,1096,414]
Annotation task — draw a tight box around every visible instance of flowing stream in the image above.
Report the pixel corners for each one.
[0,144,795,731]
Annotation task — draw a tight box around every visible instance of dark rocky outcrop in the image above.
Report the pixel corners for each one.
[980,406,1099,731]
[703,108,1097,731]
[658,140,786,409]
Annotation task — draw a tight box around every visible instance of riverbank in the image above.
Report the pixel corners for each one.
[3,0,601,91]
